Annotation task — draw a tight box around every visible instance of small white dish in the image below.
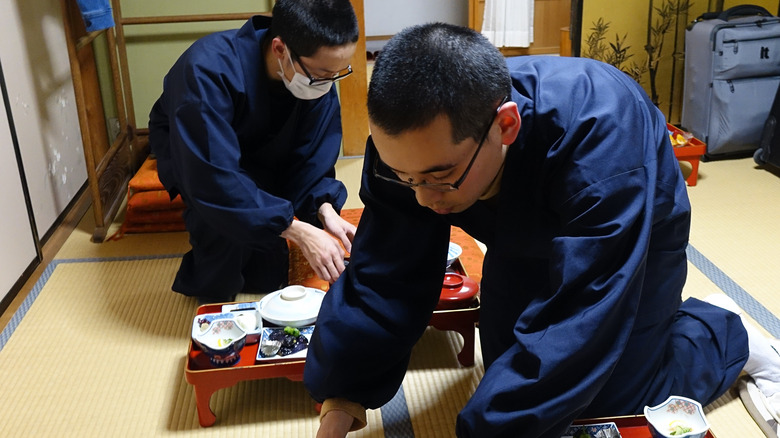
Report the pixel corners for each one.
[255,326,314,362]
[447,242,463,267]
[258,285,325,327]
[644,396,710,438]
[221,303,263,344]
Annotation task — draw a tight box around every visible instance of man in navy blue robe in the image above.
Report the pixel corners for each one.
[305,23,754,437]
[148,0,359,303]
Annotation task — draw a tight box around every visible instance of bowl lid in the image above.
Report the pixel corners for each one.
[259,285,325,326]
[442,273,465,288]
[438,273,479,309]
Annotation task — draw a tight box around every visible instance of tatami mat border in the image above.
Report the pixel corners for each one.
[0,244,772,437]
[0,252,416,436]
[686,245,780,338]
[382,385,415,437]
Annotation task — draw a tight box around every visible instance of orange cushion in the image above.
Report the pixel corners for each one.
[287,208,484,288]
[126,190,185,212]
[288,241,330,291]
[449,226,483,283]
[124,208,185,224]
[128,156,166,193]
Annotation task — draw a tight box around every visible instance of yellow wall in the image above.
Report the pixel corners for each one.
[118,1,273,128]
[581,1,777,124]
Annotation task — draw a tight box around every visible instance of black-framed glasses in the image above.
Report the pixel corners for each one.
[372,95,510,192]
[288,47,353,86]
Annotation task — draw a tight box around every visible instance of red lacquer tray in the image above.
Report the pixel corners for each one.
[184,259,480,427]
[573,415,716,438]
[185,303,307,426]
[668,123,707,187]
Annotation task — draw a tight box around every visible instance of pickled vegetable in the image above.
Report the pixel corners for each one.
[669,420,692,435]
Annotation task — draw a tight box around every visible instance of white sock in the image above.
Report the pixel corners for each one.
[704,295,780,410]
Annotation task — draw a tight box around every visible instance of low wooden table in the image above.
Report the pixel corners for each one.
[185,303,307,427]
[185,259,480,427]
[668,123,707,187]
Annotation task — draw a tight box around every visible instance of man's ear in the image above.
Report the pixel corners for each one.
[497,101,521,145]
[270,37,287,60]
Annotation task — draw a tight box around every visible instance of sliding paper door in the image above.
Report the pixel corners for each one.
[0,61,38,302]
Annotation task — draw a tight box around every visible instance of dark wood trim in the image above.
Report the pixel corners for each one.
[0,184,91,330]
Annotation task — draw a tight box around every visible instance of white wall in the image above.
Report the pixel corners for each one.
[0,0,86,301]
[0,70,38,302]
[0,0,87,238]
[364,0,469,37]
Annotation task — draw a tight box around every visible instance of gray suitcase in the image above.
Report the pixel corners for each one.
[681,5,780,159]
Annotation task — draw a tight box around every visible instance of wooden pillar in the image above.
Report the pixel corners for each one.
[560,26,571,56]
[339,0,370,156]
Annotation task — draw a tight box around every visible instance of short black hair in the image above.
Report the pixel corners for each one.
[270,0,359,56]
[368,23,511,143]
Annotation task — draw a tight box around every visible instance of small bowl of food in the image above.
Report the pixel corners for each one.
[644,396,710,438]
[193,318,247,367]
[221,303,262,344]
[447,242,463,268]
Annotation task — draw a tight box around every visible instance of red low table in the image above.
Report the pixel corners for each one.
[668,123,707,187]
[185,258,480,427]
[185,303,307,427]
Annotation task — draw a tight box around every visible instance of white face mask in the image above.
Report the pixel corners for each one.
[277,47,332,100]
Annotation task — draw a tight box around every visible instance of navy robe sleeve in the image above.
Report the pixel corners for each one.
[277,98,348,224]
[304,141,453,407]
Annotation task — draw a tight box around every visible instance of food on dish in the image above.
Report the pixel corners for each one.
[573,429,592,438]
[196,317,210,333]
[669,420,692,435]
[216,337,234,348]
[266,326,309,356]
[235,312,258,331]
[563,422,620,438]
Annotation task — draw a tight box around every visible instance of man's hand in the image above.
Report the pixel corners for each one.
[318,203,356,253]
[317,410,355,438]
[282,219,346,283]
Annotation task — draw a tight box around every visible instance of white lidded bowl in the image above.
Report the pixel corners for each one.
[447,242,463,268]
[258,285,326,327]
[644,396,710,438]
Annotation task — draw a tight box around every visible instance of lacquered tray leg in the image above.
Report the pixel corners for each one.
[193,382,220,427]
[429,309,477,367]
[457,325,475,367]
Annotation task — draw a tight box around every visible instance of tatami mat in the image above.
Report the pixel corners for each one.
[1,156,778,437]
[683,157,780,438]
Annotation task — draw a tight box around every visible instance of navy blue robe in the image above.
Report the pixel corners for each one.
[148,16,347,297]
[304,56,747,437]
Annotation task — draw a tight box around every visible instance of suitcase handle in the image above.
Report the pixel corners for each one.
[698,4,772,22]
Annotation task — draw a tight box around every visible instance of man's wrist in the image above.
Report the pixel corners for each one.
[320,398,367,431]
[281,218,304,241]
[318,202,336,222]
